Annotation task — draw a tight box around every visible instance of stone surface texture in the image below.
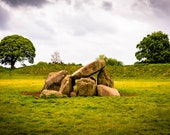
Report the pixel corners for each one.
[97,85,120,96]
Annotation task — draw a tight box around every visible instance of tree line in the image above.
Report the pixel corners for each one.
[0,31,170,69]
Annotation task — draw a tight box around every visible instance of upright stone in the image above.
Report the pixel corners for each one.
[43,70,68,91]
[97,85,120,96]
[76,77,97,96]
[59,75,73,96]
[71,59,105,79]
[97,69,114,88]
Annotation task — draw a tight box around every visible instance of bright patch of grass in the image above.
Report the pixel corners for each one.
[0,78,170,134]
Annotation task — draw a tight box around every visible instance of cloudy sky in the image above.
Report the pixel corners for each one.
[0,0,170,66]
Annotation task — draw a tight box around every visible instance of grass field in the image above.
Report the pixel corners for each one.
[0,77,170,135]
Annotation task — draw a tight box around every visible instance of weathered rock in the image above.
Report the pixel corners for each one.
[97,85,120,96]
[71,59,105,79]
[76,77,97,96]
[59,75,73,96]
[97,69,114,88]
[43,70,68,91]
[40,90,63,98]
[70,91,77,97]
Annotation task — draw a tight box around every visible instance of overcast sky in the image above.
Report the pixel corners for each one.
[0,0,170,66]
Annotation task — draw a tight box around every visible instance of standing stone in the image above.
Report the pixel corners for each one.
[59,75,73,96]
[97,69,114,88]
[97,85,120,96]
[76,77,97,96]
[43,70,68,91]
[71,59,105,79]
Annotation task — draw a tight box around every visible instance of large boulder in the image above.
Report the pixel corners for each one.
[71,59,105,79]
[97,69,114,88]
[40,90,63,98]
[59,75,73,96]
[43,70,68,91]
[97,85,120,96]
[76,77,97,96]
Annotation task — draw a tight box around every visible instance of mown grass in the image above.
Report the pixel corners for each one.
[0,77,170,135]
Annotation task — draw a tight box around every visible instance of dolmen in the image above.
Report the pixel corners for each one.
[40,59,120,98]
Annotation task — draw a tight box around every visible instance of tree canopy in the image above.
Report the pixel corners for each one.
[0,34,36,69]
[135,31,170,63]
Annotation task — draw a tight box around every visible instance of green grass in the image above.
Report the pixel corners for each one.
[0,78,170,135]
[106,63,170,79]
[0,63,170,79]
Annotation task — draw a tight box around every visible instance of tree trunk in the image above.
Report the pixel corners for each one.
[10,58,16,69]
[11,63,15,69]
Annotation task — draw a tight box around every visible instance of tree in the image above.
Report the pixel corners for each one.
[51,50,62,64]
[96,54,107,62]
[135,31,170,63]
[0,34,36,69]
[96,54,123,66]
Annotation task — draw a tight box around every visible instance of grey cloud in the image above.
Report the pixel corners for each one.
[55,0,113,11]
[2,0,48,8]
[73,0,113,11]
[55,0,96,10]
[149,0,170,16]
[132,0,150,12]
[54,0,71,5]
[0,5,9,29]
[133,0,170,17]
[64,0,71,5]
[102,1,113,11]
[73,0,94,9]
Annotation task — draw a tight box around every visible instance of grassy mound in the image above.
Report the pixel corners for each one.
[106,64,170,79]
[0,63,169,79]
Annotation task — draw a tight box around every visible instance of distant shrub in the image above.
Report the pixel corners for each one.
[96,54,123,66]
[37,61,48,66]
[106,58,123,66]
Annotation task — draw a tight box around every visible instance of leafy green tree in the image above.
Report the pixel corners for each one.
[96,54,123,66]
[106,58,123,66]
[0,34,36,69]
[96,54,107,62]
[135,31,170,63]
